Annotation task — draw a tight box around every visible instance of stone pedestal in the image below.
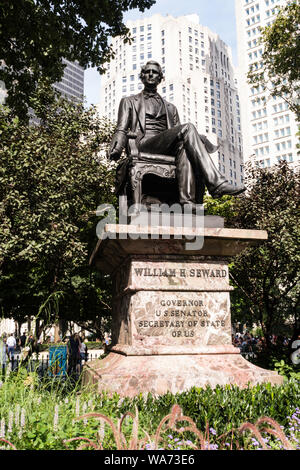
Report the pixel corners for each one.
[83,223,282,397]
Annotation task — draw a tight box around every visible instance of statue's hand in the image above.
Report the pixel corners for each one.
[109,146,122,161]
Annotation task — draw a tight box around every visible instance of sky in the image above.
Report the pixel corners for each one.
[84,0,238,107]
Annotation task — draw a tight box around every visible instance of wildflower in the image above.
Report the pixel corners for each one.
[75,397,80,417]
[0,418,5,438]
[82,403,87,426]
[8,411,13,435]
[20,409,25,429]
[251,438,260,447]
[53,405,59,432]
[209,427,217,435]
[23,375,34,387]
[15,404,20,428]
[98,421,105,442]
[209,443,219,450]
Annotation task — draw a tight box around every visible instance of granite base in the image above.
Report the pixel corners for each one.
[85,223,283,397]
[82,351,283,398]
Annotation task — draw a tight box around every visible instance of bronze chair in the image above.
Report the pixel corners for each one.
[123,134,178,208]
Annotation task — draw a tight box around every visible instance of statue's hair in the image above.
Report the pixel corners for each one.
[139,61,164,81]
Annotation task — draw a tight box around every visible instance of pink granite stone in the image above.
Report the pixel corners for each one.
[83,224,283,396]
[83,352,283,398]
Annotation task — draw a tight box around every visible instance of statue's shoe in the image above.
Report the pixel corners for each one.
[211,182,246,199]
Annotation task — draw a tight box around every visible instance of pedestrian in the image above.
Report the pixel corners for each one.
[0,336,7,376]
[67,333,81,375]
[20,332,27,350]
[6,333,16,360]
[79,337,88,371]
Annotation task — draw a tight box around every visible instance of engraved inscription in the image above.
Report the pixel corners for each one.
[134,267,227,278]
[127,261,231,293]
[133,291,231,345]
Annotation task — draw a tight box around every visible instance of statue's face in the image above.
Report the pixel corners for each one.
[141,63,162,88]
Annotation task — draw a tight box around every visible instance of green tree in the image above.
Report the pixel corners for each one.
[0,90,117,339]
[248,1,300,120]
[0,0,156,119]
[203,194,236,222]
[229,161,300,346]
[204,161,299,346]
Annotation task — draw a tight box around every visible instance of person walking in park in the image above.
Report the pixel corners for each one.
[67,333,81,375]
[6,333,16,360]
[79,336,88,371]
[20,332,27,350]
[0,336,7,376]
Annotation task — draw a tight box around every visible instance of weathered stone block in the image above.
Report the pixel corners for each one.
[82,223,283,396]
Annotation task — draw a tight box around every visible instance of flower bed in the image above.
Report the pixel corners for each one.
[0,368,299,450]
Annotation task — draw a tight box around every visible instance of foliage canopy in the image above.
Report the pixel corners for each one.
[0,90,116,337]
[229,161,300,343]
[0,0,156,119]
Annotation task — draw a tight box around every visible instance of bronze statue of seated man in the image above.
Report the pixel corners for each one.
[109,60,245,208]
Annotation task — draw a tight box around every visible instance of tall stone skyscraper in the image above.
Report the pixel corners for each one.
[97,14,244,187]
[53,58,84,104]
[235,0,298,169]
[0,58,84,112]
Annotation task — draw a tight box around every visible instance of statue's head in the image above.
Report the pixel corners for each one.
[139,61,164,88]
